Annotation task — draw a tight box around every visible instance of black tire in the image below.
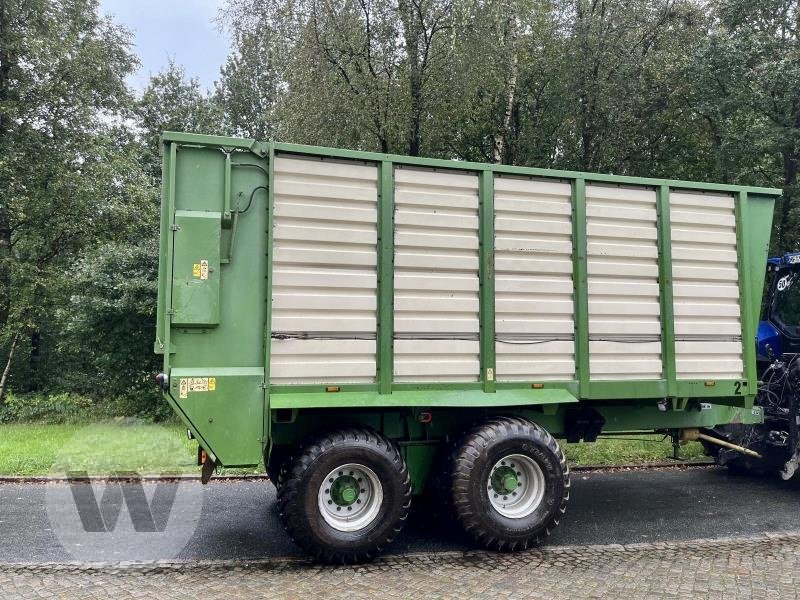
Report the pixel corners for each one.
[451,416,569,551]
[277,428,412,563]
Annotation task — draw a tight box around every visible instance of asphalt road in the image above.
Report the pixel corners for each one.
[1,467,798,564]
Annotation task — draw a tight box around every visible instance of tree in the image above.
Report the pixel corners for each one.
[0,0,144,402]
[216,28,279,140]
[219,0,456,155]
[686,0,800,252]
[138,61,223,180]
[51,237,161,409]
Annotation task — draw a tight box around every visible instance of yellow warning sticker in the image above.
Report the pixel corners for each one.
[200,259,209,280]
[179,377,216,397]
[192,263,201,278]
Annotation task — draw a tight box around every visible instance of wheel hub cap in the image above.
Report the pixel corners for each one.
[491,466,519,494]
[330,475,359,506]
[318,463,384,532]
[487,454,547,519]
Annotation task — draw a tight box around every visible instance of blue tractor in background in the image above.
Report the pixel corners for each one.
[711,253,800,479]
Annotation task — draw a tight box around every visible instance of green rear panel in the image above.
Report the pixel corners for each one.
[171,210,221,327]
[157,140,269,466]
[155,131,781,467]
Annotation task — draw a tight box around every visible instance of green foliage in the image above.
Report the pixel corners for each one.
[0,391,94,424]
[138,61,223,179]
[56,241,160,393]
[215,30,278,140]
[0,390,173,424]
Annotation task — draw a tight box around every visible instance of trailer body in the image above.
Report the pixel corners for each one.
[155,132,780,477]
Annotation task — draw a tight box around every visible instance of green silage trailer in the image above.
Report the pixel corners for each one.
[154,131,781,562]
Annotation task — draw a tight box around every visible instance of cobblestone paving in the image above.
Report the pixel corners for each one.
[2,533,799,599]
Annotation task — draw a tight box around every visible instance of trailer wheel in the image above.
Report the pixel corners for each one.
[277,428,412,563]
[451,417,569,551]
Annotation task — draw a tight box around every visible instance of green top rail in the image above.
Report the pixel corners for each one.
[161,131,783,198]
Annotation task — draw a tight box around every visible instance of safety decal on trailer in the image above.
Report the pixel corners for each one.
[191,260,209,280]
[178,377,216,399]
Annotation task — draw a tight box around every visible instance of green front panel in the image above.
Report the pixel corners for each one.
[171,210,221,327]
[169,368,264,466]
[747,194,775,330]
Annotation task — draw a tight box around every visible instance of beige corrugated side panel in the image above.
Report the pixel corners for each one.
[394,167,480,382]
[586,184,663,380]
[270,155,378,384]
[493,176,575,381]
[670,191,744,379]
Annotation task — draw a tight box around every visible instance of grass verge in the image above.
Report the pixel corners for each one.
[0,422,709,477]
[562,435,706,466]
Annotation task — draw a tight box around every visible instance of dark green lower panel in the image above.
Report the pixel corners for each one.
[168,367,264,467]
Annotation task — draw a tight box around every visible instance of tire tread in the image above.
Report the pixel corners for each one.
[277,427,412,564]
[451,416,569,551]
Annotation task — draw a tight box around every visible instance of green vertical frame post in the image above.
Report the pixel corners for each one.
[162,142,178,372]
[479,170,496,393]
[735,191,757,398]
[377,160,395,395]
[223,151,232,219]
[656,185,677,397]
[571,178,590,397]
[263,143,276,447]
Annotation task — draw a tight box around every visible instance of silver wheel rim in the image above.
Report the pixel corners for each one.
[317,463,383,532]
[487,454,546,519]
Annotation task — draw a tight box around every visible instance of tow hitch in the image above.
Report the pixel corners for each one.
[681,428,763,459]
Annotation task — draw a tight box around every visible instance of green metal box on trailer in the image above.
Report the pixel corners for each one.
[155,131,780,562]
